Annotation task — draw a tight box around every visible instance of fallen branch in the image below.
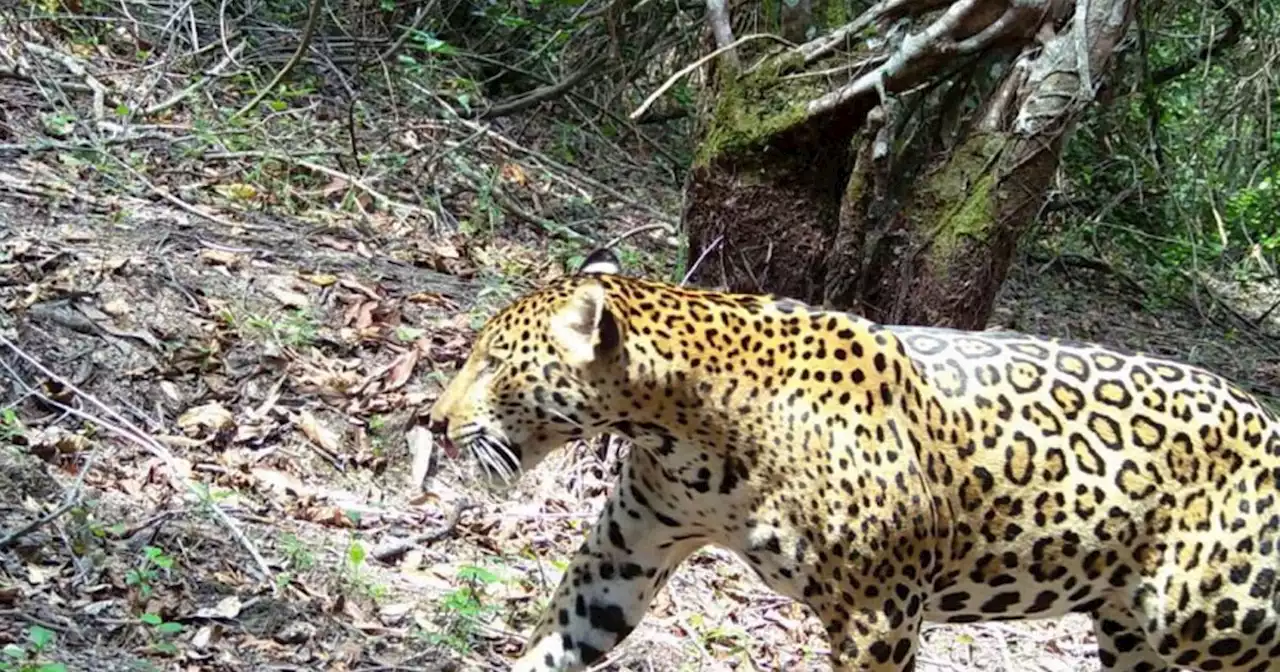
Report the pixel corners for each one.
[704,0,740,72]
[0,335,279,593]
[0,131,182,156]
[481,57,606,120]
[226,0,323,122]
[201,149,439,223]
[408,85,675,224]
[145,40,248,117]
[22,41,110,121]
[601,222,675,250]
[108,153,263,231]
[371,499,476,563]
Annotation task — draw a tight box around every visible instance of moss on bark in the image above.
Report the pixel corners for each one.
[914,133,1007,262]
[693,53,824,169]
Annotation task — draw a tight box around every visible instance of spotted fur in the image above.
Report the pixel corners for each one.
[426,250,1280,672]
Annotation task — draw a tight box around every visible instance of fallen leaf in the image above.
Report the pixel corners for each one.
[501,162,527,186]
[407,425,434,492]
[214,183,258,201]
[101,298,130,315]
[26,563,57,584]
[251,467,308,497]
[177,402,234,436]
[199,249,241,267]
[385,349,418,391]
[302,273,338,287]
[297,410,341,453]
[159,381,182,404]
[433,242,462,259]
[319,176,350,199]
[191,625,214,648]
[195,595,243,620]
[379,602,414,625]
[338,278,381,300]
[354,301,377,330]
[266,277,310,309]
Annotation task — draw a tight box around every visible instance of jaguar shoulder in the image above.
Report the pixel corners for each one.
[427,248,1280,672]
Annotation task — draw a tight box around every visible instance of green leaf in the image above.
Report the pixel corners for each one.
[395,326,424,342]
[37,664,68,672]
[27,625,55,649]
[2,644,24,659]
[139,613,163,626]
[409,32,458,56]
[457,565,498,584]
[347,541,366,566]
[155,622,183,635]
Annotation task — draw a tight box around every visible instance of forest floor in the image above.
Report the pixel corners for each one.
[3,36,1280,672]
[5,151,1280,672]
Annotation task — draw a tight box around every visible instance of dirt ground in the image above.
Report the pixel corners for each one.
[2,155,1279,672]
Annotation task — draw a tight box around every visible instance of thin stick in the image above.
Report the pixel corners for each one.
[682,235,723,286]
[200,149,437,222]
[107,154,262,230]
[630,34,790,121]
[0,335,278,592]
[601,223,675,250]
[226,0,323,122]
[145,40,247,116]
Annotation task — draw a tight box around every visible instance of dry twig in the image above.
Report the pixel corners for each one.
[226,0,323,122]
[0,335,279,593]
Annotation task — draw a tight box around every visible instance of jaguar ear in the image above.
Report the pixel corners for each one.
[550,280,620,365]
[578,248,621,276]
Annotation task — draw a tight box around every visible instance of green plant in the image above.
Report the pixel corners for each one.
[281,532,315,573]
[425,562,503,654]
[468,272,521,329]
[139,613,184,655]
[125,546,175,598]
[338,521,387,600]
[1,625,66,672]
[1,408,24,443]
[40,112,75,138]
[241,309,318,347]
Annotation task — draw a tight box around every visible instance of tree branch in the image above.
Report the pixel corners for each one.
[478,56,606,119]
[705,0,740,72]
[1151,0,1244,86]
[227,0,323,122]
[630,33,790,121]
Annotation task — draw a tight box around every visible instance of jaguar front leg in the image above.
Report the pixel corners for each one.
[513,487,704,672]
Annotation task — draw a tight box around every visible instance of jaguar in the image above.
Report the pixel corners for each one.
[426,248,1280,672]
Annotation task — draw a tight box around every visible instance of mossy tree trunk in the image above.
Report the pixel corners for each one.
[684,0,1136,329]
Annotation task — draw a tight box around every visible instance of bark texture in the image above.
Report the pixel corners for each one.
[686,0,1137,328]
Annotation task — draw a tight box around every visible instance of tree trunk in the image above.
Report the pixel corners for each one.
[685,0,1136,329]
